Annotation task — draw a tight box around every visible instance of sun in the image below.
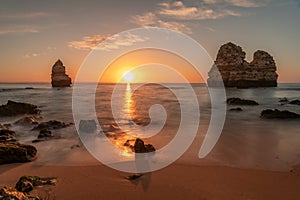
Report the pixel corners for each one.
[122,71,135,83]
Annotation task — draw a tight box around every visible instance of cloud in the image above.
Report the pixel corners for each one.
[68,34,111,50]
[0,25,39,35]
[158,1,240,20]
[131,12,192,34]
[68,33,147,51]
[204,0,265,8]
[23,52,40,59]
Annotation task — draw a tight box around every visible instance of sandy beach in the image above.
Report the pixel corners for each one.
[1,159,300,200]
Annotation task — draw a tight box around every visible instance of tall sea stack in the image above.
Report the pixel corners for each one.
[207,42,278,88]
[51,59,72,87]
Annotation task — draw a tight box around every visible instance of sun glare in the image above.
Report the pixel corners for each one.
[122,71,134,83]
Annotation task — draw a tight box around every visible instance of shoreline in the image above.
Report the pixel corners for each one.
[1,161,300,200]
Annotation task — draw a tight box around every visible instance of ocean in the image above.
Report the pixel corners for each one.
[0,83,300,171]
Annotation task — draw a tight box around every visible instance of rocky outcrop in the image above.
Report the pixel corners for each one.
[289,100,300,105]
[15,176,56,193]
[261,109,300,119]
[0,142,37,164]
[133,138,156,153]
[227,98,259,105]
[0,100,40,117]
[32,120,72,130]
[208,42,278,88]
[51,59,72,87]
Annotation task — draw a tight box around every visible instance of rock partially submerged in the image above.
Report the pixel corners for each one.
[227,98,259,105]
[32,120,72,130]
[133,138,155,153]
[261,109,300,119]
[289,100,300,105]
[51,59,72,87]
[208,42,278,88]
[14,116,39,126]
[0,142,37,164]
[0,129,16,142]
[0,100,40,117]
[229,107,243,111]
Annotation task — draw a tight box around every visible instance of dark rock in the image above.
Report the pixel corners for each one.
[279,97,288,103]
[51,59,72,87]
[79,120,97,133]
[32,120,72,130]
[227,98,259,105]
[0,142,37,164]
[260,109,300,119]
[37,129,52,139]
[133,138,155,153]
[0,123,11,129]
[15,180,34,193]
[0,100,40,117]
[229,107,243,111]
[289,100,300,105]
[208,42,278,88]
[0,129,16,142]
[0,186,31,200]
[14,116,39,126]
[25,87,34,90]
[127,174,143,180]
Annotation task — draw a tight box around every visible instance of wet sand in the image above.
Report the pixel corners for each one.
[1,161,300,200]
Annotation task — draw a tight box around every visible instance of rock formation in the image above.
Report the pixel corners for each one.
[0,100,40,117]
[208,42,278,88]
[51,59,72,87]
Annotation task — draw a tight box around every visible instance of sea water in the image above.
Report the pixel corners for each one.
[0,83,300,171]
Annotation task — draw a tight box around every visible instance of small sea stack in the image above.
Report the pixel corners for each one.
[51,59,72,87]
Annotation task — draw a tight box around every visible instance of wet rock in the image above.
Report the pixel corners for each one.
[0,100,40,117]
[15,176,56,193]
[279,97,288,103]
[37,129,52,139]
[229,107,243,111]
[0,186,32,200]
[79,120,97,133]
[0,123,11,129]
[208,42,278,88]
[51,59,72,87]
[14,116,39,126]
[227,98,259,105]
[289,100,300,105]
[32,120,72,130]
[0,142,37,164]
[133,138,155,153]
[261,109,300,119]
[0,129,16,142]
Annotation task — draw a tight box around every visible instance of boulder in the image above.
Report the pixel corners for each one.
[15,176,56,193]
[0,100,40,117]
[279,97,288,103]
[14,116,39,126]
[133,138,155,153]
[289,100,300,105]
[79,120,97,133]
[51,59,72,87]
[229,107,243,111]
[208,42,278,88]
[260,109,300,119]
[227,98,259,105]
[0,142,37,164]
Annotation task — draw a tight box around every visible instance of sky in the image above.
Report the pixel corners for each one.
[0,0,299,83]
